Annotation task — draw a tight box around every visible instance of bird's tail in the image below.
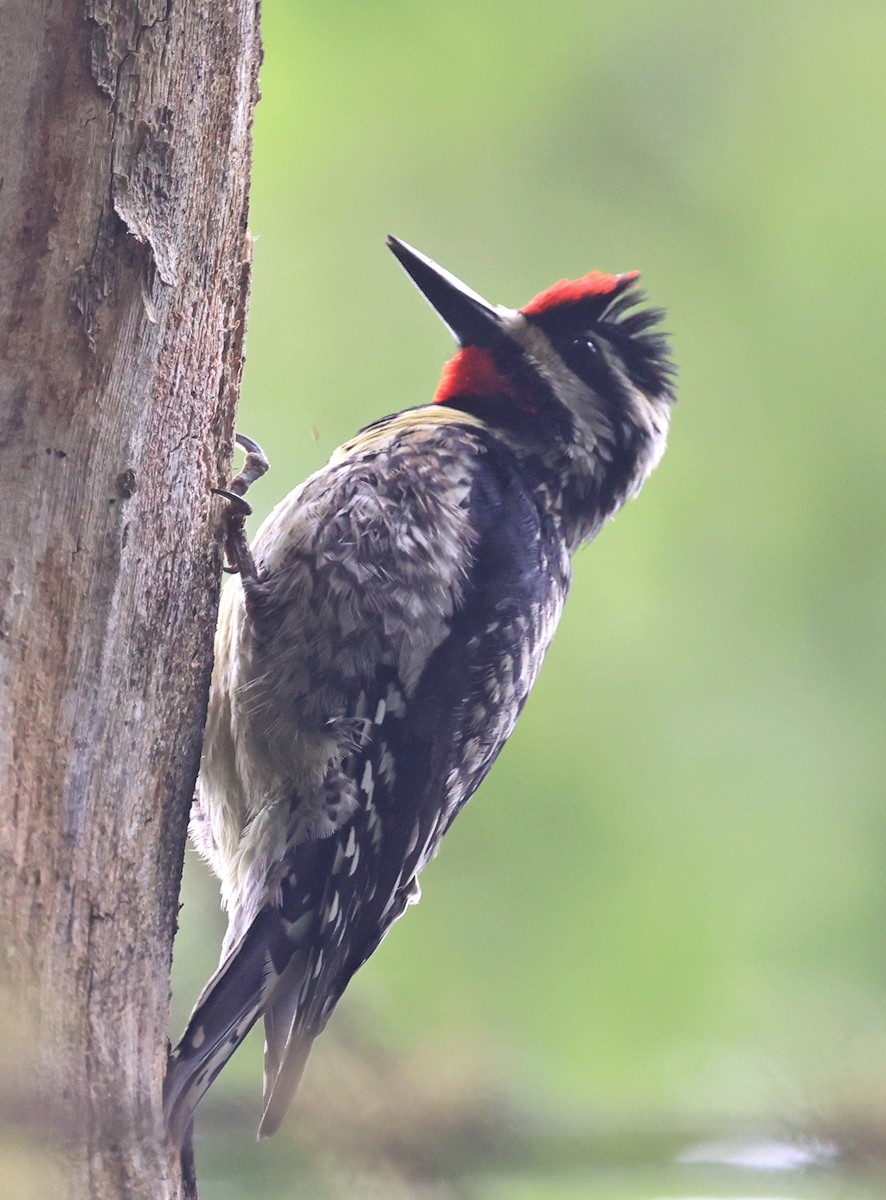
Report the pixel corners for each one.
[164,904,327,1146]
[164,910,278,1148]
[259,1005,315,1137]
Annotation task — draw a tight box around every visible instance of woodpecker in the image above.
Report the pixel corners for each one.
[165,236,674,1145]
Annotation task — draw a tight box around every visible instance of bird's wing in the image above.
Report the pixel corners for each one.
[165,434,568,1143]
[257,443,569,1134]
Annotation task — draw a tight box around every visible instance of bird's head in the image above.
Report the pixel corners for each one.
[387,235,674,542]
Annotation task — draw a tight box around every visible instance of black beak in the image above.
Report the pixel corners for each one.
[386,236,503,348]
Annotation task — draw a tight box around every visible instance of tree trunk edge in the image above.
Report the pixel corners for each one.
[0,3,263,1198]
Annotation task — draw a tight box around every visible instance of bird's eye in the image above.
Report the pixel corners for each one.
[564,333,610,388]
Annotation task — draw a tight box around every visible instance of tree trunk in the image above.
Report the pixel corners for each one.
[0,3,261,1197]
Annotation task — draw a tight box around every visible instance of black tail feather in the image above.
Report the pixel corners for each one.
[164,911,278,1147]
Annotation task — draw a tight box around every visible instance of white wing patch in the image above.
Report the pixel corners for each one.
[360,761,375,804]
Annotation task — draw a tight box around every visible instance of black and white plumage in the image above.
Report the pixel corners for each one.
[165,237,674,1145]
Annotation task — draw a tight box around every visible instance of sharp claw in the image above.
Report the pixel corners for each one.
[212,486,253,516]
[235,433,264,457]
[229,435,270,498]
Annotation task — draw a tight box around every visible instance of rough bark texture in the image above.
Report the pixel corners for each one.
[0,2,261,1197]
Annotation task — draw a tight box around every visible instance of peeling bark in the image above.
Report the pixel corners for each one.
[0,2,262,1197]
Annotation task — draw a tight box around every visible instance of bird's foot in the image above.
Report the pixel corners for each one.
[213,434,269,582]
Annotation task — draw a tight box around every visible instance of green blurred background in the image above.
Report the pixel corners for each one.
[171,1,886,1195]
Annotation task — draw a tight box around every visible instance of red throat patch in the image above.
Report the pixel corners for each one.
[521,270,639,316]
[434,346,519,405]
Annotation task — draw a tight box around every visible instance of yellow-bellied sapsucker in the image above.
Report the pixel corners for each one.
[165,237,674,1144]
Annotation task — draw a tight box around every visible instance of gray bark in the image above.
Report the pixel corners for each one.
[0,2,261,1197]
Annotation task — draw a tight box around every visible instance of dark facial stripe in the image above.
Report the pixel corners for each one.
[525,281,674,402]
[558,334,634,410]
